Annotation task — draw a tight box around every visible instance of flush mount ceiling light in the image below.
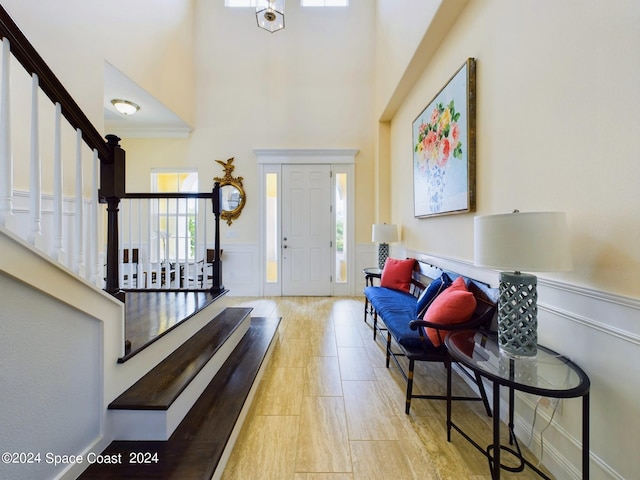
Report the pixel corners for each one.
[256,0,285,33]
[111,99,140,116]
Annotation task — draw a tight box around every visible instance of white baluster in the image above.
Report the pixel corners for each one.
[174,197,179,288]
[132,198,139,288]
[203,197,208,273]
[192,197,199,288]
[118,199,123,289]
[155,199,161,288]
[0,38,14,228]
[51,102,65,263]
[137,198,143,289]
[204,197,209,287]
[89,148,99,286]
[28,73,43,246]
[183,198,189,288]
[74,128,85,276]
[126,198,132,288]
[146,198,152,289]
[164,198,171,290]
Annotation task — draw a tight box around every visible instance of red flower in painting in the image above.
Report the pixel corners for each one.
[414,99,463,170]
[424,130,437,154]
[429,107,440,125]
[450,122,460,147]
[437,138,450,167]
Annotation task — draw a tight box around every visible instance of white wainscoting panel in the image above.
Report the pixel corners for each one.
[220,243,260,296]
[356,243,378,294]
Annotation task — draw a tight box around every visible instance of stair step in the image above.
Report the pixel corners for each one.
[108,307,253,440]
[79,316,280,480]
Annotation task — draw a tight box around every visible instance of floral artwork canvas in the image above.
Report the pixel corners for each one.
[413,58,476,218]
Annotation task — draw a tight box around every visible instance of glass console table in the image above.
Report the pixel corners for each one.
[445,330,590,479]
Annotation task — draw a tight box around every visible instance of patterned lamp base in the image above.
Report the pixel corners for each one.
[377,243,390,270]
[497,272,538,357]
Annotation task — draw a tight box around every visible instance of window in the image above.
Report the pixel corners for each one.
[151,170,198,262]
[225,0,260,6]
[334,172,348,283]
[227,0,348,6]
[302,0,348,6]
[265,172,279,283]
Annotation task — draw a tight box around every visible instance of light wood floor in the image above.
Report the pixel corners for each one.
[222,297,551,480]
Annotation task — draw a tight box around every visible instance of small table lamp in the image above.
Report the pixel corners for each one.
[372,223,398,270]
[474,211,572,357]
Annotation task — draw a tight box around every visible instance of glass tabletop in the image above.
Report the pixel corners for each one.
[446,330,590,398]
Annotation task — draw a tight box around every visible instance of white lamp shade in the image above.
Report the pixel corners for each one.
[474,211,572,272]
[372,224,398,243]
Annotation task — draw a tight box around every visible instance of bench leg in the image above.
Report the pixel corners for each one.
[386,332,392,368]
[475,371,492,417]
[363,297,369,323]
[373,311,378,341]
[406,359,415,414]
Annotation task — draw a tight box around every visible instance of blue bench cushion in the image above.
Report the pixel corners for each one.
[364,286,426,350]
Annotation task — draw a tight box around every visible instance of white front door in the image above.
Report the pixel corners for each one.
[281,164,332,296]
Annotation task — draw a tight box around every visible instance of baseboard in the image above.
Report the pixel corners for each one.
[55,434,111,480]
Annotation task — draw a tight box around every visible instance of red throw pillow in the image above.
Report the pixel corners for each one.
[380,258,415,292]
[423,276,477,346]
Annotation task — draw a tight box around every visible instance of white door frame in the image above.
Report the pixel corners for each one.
[256,149,358,297]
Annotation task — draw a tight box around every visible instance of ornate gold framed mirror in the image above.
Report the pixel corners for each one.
[214,157,246,225]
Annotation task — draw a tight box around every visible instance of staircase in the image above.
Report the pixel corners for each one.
[0,5,281,479]
[80,308,281,480]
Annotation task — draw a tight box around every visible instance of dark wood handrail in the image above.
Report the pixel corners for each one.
[0,4,111,163]
[125,192,215,199]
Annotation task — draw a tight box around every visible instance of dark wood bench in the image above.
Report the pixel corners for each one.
[364,260,498,414]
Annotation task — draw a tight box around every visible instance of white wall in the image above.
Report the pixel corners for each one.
[0,230,125,480]
[378,0,640,478]
[0,273,101,480]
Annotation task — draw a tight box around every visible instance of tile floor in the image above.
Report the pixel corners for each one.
[221,297,550,480]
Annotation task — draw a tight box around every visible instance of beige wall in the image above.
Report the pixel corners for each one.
[378,0,640,298]
[122,1,377,244]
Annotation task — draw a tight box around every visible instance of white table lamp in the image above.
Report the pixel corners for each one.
[474,211,572,356]
[372,223,398,270]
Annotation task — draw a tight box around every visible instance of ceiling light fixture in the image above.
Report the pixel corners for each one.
[111,99,140,116]
[256,0,285,33]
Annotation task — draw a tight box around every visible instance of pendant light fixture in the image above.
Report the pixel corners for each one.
[256,0,285,33]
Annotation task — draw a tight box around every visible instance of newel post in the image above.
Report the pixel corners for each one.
[211,182,224,293]
[99,134,126,300]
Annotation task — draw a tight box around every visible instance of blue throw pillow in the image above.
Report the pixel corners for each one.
[415,273,452,317]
